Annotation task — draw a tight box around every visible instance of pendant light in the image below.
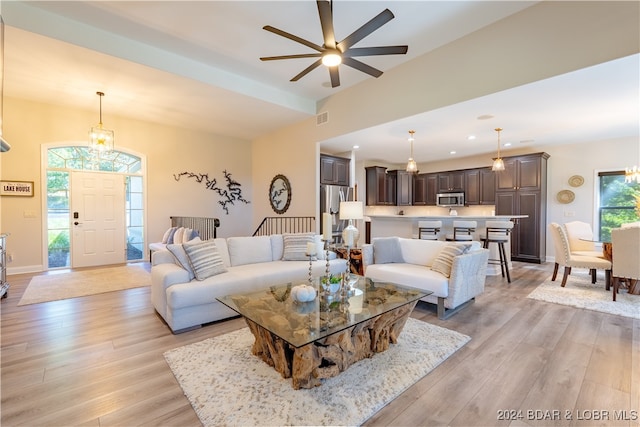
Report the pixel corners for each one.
[88,91,114,155]
[406,130,418,173]
[491,127,505,172]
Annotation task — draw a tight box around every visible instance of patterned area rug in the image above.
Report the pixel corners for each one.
[18,265,150,306]
[164,317,470,426]
[527,271,640,319]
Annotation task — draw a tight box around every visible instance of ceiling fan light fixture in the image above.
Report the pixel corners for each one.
[406,130,418,173]
[322,51,342,67]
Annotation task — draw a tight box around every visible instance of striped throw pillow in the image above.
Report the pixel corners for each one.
[430,243,471,278]
[183,239,228,280]
[282,233,316,261]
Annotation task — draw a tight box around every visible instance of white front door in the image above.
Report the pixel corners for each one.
[71,171,126,268]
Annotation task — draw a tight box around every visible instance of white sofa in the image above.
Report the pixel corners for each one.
[151,234,347,333]
[362,237,490,319]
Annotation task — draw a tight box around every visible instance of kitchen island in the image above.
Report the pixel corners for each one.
[366,214,528,276]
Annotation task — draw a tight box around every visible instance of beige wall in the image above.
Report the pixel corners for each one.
[252,1,639,227]
[2,97,252,273]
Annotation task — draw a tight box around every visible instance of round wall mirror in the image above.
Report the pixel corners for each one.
[269,174,291,214]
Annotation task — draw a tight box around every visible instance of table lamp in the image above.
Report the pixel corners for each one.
[340,201,364,247]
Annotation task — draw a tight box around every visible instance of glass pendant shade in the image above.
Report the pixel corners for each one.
[406,130,418,173]
[492,127,505,172]
[88,91,114,155]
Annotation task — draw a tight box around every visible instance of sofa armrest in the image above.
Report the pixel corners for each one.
[446,249,489,309]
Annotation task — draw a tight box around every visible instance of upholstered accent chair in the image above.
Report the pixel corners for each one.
[611,226,640,301]
[563,221,605,258]
[548,222,612,287]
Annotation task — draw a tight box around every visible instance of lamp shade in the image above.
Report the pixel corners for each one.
[339,201,363,220]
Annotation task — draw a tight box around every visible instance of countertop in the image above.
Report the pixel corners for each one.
[367,215,528,220]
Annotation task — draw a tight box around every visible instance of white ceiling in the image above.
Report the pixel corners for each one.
[2,1,639,164]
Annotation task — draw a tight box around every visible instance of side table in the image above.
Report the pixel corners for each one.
[333,247,364,276]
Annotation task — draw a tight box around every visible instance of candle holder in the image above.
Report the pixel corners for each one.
[306,252,314,285]
[322,238,332,279]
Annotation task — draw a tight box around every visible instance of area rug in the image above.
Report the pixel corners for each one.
[18,264,150,306]
[164,317,470,426]
[527,271,640,319]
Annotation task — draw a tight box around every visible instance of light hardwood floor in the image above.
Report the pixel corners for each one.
[1,262,638,426]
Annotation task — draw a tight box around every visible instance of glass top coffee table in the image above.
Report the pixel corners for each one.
[218,275,430,389]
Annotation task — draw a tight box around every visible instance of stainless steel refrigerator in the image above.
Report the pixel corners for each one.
[320,185,353,243]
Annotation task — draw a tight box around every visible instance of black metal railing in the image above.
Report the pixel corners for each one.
[253,216,315,236]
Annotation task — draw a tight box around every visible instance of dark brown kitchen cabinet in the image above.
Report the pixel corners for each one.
[320,154,350,186]
[464,169,480,205]
[495,152,549,263]
[479,168,496,205]
[438,171,464,193]
[366,166,395,206]
[394,170,413,206]
[412,173,437,205]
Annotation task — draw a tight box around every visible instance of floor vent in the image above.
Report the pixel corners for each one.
[316,111,329,126]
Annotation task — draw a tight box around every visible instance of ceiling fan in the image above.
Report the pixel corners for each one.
[260,0,408,88]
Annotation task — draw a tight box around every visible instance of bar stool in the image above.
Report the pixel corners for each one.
[445,220,477,242]
[418,220,442,240]
[481,220,514,283]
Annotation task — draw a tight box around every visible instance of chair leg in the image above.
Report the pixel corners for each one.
[590,269,596,284]
[561,267,571,287]
[605,270,611,291]
[552,263,559,281]
[498,242,511,283]
[612,277,619,301]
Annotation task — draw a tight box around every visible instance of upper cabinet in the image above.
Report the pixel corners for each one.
[414,173,438,205]
[466,168,496,205]
[437,171,465,193]
[394,170,414,206]
[320,154,350,186]
[366,166,395,206]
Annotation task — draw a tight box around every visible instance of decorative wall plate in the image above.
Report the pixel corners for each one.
[557,189,575,204]
[568,175,584,187]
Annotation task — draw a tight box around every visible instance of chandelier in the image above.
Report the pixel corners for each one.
[625,165,640,184]
[406,130,418,173]
[88,91,114,155]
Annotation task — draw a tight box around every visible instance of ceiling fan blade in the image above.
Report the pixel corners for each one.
[337,9,395,52]
[342,57,383,78]
[343,46,408,57]
[260,53,322,61]
[316,0,336,49]
[263,25,324,52]
[329,66,340,88]
[291,59,323,82]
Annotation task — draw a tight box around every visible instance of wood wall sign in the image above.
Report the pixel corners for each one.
[0,181,34,197]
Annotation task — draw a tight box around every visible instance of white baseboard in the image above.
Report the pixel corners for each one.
[7,264,44,275]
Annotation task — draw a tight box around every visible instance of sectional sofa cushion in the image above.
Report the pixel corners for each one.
[227,235,273,266]
[183,239,227,280]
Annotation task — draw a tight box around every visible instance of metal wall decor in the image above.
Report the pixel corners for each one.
[174,170,250,214]
[269,174,291,214]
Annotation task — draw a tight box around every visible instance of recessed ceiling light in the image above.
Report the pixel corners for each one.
[477,114,494,120]
[352,145,359,149]
[520,139,535,144]
[467,135,476,140]
[504,143,512,147]
[450,151,456,155]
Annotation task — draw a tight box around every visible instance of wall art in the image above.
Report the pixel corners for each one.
[1,180,34,197]
[174,170,250,214]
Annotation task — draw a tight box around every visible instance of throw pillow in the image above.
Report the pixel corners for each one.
[282,233,317,261]
[430,243,472,278]
[183,239,228,280]
[162,227,177,244]
[172,227,185,245]
[166,241,197,281]
[373,237,403,264]
[164,227,179,244]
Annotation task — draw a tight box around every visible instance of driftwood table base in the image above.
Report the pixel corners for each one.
[246,301,417,389]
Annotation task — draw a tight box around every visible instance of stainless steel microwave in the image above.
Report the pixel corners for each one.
[436,192,465,207]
